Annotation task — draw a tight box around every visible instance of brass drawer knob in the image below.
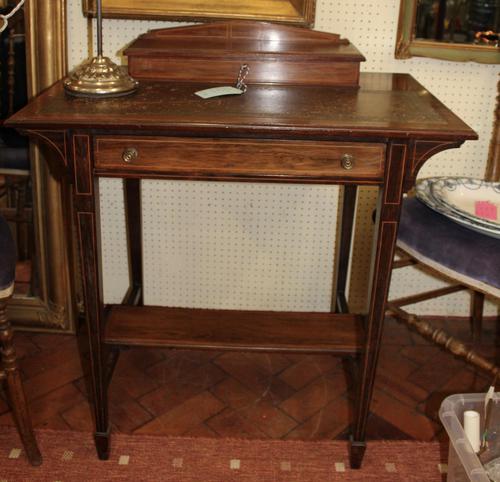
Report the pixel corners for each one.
[341,153,354,170]
[122,147,139,163]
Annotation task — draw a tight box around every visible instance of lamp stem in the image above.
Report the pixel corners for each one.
[63,0,138,97]
[96,0,103,57]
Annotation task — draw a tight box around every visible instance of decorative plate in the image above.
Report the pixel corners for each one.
[430,177,500,229]
[415,178,500,239]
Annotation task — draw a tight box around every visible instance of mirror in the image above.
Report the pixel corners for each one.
[396,0,500,63]
[415,0,499,44]
[82,0,316,27]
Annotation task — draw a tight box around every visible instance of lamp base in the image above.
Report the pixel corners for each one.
[64,56,138,98]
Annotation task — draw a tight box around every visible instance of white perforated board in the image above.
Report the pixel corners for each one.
[68,0,499,315]
[142,181,338,310]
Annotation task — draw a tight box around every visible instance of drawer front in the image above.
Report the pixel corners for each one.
[94,137,385,182]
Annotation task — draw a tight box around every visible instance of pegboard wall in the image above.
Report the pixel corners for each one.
[142,182,338,310]
[68,0,499,315]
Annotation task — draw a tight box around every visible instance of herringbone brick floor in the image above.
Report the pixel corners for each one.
[0,316,497,441]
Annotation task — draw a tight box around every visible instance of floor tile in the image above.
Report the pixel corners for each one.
[3,316,498,443]
[134,391,225,435]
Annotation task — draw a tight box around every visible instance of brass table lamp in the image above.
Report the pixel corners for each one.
[64,0,138,97]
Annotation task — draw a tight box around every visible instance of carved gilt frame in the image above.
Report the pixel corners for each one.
[8,0,77,332]
[396,0,500,64]
[82,0,316,26]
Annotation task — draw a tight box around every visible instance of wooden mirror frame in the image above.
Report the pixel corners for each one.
[395,0,500,64]
[8,0,77,332]
[82,0,316,27]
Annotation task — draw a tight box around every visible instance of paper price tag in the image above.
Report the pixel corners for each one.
[475,201,498,221]
[195,86,244,99]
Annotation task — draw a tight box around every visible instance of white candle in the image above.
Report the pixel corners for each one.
[464,410,481,453]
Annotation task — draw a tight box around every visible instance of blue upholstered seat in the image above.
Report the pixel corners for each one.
[0,214,16,295]
[397,197,500,297]
[0,138,30,172]
[0,145,30,171]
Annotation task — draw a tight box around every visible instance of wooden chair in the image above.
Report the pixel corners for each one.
[388,81,500,376]
[0,213,41,465]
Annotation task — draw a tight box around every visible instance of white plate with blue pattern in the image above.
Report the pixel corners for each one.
[430,177,500,229]
[415,178,500,239]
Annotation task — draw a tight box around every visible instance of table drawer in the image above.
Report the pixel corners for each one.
[94,137,385,181]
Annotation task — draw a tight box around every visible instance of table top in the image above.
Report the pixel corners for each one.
[7,73,476,142]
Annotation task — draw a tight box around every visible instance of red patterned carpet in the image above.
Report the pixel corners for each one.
[0,427,448,481]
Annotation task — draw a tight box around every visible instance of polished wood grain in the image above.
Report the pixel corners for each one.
[73,135,92,195]
[7,75,476,145]
[104,305,364,354]
[70,134,111,460]
[350,142,408,468]
[130,58,362,87]
[95,137,385,182]
[75,208,110,460]
[126,22,362,86]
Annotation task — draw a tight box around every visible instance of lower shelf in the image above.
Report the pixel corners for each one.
[104,305,364,354]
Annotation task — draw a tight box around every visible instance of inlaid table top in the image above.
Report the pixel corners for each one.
[8,74,475,141]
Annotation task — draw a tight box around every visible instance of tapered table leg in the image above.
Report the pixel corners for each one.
[124,178,143,306]
[0,298,42,466]
[72,134,110,460]
[334,185,357,313]
[349,142,408,468]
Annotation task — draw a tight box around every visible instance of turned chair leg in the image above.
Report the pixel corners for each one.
[0,298,42,466]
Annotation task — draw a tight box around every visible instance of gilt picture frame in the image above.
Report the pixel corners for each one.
[8,0,78,332]
[395,0,500,64]
[82,0,316,26]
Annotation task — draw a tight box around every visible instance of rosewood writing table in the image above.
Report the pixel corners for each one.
[6,22,477,468]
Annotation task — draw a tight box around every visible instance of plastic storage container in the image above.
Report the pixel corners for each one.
[439,393,500,482]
